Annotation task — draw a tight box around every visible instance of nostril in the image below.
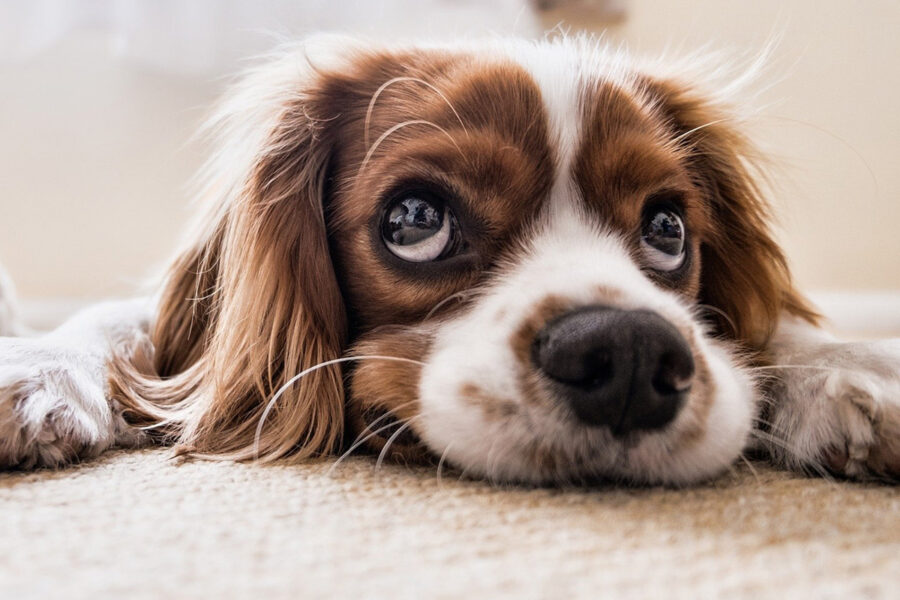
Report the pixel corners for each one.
[651,353,694,396]
[532,327,614,389]
[651,351,695,396]
[550,350,614,390]
[581,352,614,390]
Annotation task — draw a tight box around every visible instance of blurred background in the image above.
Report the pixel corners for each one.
[0,0,898,333]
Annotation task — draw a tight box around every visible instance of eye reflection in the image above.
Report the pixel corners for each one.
[381,193,458,262]
[641,207,686,272]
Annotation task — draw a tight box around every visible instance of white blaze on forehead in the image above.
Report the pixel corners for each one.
[509,45,584,177]
[498,41,588,216]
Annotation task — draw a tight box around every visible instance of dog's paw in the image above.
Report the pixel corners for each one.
[765,339,900,481]
[0,340,147,469]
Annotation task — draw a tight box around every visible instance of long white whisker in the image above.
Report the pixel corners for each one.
[759,114,879,201]
[375,419,418,470]
[423,289,475,321]
[436,443,455,489]
[364,76,469,150]
[253,355,425,461]
[325,399,421,476]
[738,453,761,484]
[694,303,737,336]
[326,418,407,478]
[358,120,462,176]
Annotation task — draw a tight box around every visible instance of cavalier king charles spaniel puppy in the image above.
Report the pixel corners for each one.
[1,36,898,484]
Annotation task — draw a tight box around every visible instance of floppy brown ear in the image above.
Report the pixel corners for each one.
[111,47,349,462]
[642,77,818,351]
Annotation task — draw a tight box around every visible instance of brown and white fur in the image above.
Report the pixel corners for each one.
[1,35,898,484]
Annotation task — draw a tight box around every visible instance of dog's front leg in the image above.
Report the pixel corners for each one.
[0,299,153,468]
[761,316,900,480]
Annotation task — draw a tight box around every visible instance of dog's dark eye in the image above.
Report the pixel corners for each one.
[641,207,686,271]
[382,194,458,262]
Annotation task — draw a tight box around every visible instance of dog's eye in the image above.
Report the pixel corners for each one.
[641,207,686,271]
[382,194,458,262]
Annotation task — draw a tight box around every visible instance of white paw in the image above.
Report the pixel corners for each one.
[765,339,900,481]
[0,340,147,469]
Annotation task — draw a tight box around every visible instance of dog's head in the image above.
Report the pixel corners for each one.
[115,36,817,484]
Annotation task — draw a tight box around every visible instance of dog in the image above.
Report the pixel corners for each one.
[1,35,898,484]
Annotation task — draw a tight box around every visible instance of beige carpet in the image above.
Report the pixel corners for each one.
[1,450,898,599]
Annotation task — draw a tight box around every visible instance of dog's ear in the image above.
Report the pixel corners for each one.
[112,42,351,462]
[642,77,819,350]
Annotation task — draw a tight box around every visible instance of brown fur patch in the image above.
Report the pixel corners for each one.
[458,383,519,420]
[324,60,555,328]
[344,324,435,462]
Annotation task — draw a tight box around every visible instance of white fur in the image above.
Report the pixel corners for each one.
[418,203,756,485]
[0,299,152,468]
[764,318,900,478]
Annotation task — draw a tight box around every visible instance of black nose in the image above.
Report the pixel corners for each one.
[532,306,694,435]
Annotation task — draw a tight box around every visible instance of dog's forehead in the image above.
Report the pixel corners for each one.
[499,42,595,179]
[335,43,671,209]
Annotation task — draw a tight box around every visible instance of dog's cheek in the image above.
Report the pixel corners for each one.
[345,326,436,462]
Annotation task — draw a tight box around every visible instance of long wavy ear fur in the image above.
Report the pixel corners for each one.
[642,75,819,351]
[110,40,352,462]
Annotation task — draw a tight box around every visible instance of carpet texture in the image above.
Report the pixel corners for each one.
[1,449,898,599]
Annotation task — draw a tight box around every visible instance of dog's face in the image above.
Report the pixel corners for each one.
[325,42,758,485]
[121,37,815,485]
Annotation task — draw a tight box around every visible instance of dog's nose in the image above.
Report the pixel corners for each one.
[532,306,694,435]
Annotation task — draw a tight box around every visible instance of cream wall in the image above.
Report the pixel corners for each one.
[1,1,899,301]
[0,33,214,299]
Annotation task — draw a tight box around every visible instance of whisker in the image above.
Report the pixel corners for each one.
[423,289,476,321]
[749,428,791,452]
[325,417,408,478]
[364,76,469,150]
[739,453,761,484]
[358,120,463,176]
[485,434,506,489]
[253,355,425,461]
[694,303,738,336]
[375,418,419,470]
[759,114,879,201]
[326,398,421,476]
[436,443,454,489]
[752,415,779,429]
